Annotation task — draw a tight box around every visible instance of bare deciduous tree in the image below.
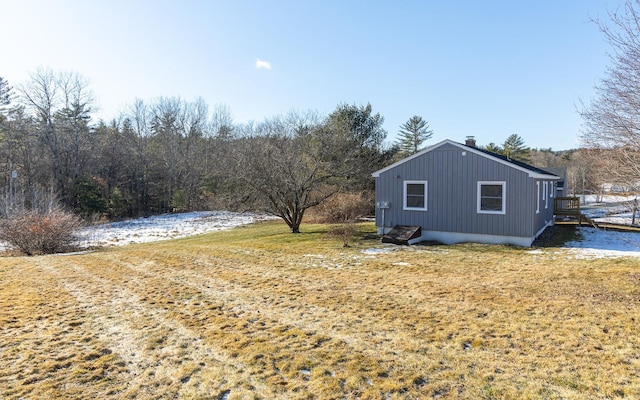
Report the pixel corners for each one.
[17,68,95,206]
[234,104,390,234]
[234,112,335,233]
[580,0,640,189]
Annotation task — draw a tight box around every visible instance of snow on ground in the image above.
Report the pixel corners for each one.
[74,211,276,248]
[580,194,637,204]
[561,227,640,259]
[1,207,639,259]
[363,229,640,260]
[361,247,396,255]
[577,194,640,227]
[81,211,634,259]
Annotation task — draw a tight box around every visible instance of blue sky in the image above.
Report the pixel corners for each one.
[3,0,619,150]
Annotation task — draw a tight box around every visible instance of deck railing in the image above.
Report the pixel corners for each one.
[554,197,580,215]
[554,197,588,226]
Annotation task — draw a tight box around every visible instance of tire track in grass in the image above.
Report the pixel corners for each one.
[89,251,552,398]
[34,257,265,399]
[107,254,387,347]
[89,254,413,396]
[0,259,132,399]
[106,251,559,393]
[98,254,445,369]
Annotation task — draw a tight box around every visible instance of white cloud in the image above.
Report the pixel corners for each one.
[255,58,272,70]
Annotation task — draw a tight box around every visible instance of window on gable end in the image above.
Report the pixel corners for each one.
[403,181,427,211]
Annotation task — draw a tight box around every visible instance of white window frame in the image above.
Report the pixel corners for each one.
[544,181,549,209]
[403,180,428,211]
[477,181,506,215]
[536,181,540,214]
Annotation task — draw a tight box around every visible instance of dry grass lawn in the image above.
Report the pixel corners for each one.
[1,221,639,399]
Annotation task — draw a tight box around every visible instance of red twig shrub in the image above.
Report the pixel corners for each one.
[0,209,83,255]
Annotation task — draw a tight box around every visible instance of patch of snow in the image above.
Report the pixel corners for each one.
[74,211,276,248]
[361,247,395,255]
[303,254,326,259]
[0,211,277,251]
[581,194,638,204]
[594,214,639,225]
[562,227,640,259]
[582,205,632,219]
[53,250,95,256]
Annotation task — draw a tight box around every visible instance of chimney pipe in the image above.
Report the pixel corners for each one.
[465,136,476,148]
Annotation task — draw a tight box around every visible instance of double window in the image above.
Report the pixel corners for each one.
[403,181,427,211]
[477,181,506,214]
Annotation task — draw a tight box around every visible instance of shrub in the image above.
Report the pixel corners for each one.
[317,192,372,247]
[315,192,373,223]
[0,209,83,255]
[328,221,361,247]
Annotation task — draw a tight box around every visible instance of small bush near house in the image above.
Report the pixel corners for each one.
[315,192,372,223]
[317,192,372,247]
[0,209,83,255]
[328,220,360,247]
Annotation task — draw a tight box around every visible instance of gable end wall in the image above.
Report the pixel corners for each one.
[375,143,552,240]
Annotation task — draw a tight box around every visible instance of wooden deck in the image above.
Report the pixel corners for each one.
[554,197,591,226]
[591,222,640,232]
[554,196,640,232]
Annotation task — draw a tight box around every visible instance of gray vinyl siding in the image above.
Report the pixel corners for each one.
[533,179,556,233]
[375,143,551,238]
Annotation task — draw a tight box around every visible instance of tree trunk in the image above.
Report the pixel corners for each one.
[282,207,304,233]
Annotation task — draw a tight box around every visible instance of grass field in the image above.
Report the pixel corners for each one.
[1,221,639,399]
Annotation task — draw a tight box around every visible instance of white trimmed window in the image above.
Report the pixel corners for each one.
[544,181,549,209]
[403,181,427,211]
[477,181,506,214]
[536,181,540,214]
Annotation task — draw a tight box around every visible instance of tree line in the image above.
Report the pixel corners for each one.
[0,69,397,232]
[4,43,631,236]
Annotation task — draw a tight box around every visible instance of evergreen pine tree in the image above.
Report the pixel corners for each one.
[0,77,12,117]
[502,134,530,162]
[396,115,433,155]
[483,142,503,154]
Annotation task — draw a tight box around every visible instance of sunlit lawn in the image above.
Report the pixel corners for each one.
[1,221,639,399]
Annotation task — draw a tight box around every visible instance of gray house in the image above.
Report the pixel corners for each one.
[372,139,560,247]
